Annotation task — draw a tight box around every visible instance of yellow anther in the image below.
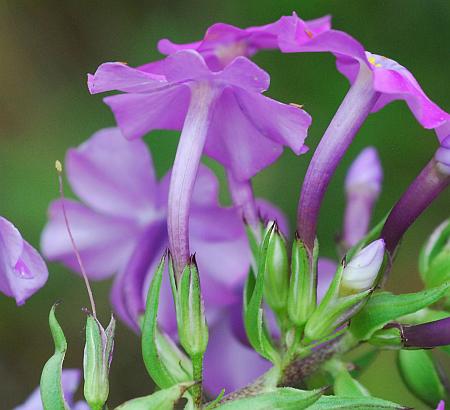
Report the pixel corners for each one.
[305,29,314,39]
[368,56,382,68]
[290,103,304,109]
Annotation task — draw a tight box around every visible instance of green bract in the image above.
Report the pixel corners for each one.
[40,304,69,410]
[349,282,450,341]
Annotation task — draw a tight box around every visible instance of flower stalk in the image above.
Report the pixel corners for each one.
[297,64,379,252]
[168,83,219,277]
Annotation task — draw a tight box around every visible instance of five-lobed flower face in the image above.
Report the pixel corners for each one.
[88,49,311,182]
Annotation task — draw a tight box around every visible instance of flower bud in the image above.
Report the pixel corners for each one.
[263,221,289,312]
[368,325,403,349]
[83,314,115,410]
[343,147,383,247]
[340,239,385,295]
[419,219,450,289]
[287,236,317,326]
[177,256,208,358]
[435,135,450,176]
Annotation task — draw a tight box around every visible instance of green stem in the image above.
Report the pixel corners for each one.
[191,353,204,408]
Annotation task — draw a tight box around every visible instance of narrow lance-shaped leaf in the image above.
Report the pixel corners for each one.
[214,387,324,410]
[398,349,446,408]
[244,222,279,364]
[333,370,369,397]
[114,382,194,410]
[349,281,450,341]
[141,251,178,389]
[40,303,69,410]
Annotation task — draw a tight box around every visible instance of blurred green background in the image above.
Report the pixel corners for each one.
[0,0,449,408]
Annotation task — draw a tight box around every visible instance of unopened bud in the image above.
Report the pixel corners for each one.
[419,219,450,289]
[340,239,385,295]
[343,147,383,247]
[83,314,115,410]
[287,236,317,326]
[264,221,289,312]
[177,256,208,358]
[369,325,402,349]
[435,136,450,176]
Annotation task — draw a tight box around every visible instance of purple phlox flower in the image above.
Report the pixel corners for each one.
[293,14,449,251]
[343,147,383,248]
[0,216,48,305]
[381,137,450,254]
[155,12,331,71]
[41,128,284,334]
[14,369,88,410]
[89,50,311,274]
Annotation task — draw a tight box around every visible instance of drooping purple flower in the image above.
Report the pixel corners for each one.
[436,400,446,410]
[381,138,450,255]
[156,13,331,71]
[88,50,311,274]
[343,147,383,248]
[14,369,88,410]
[0,216,48,305]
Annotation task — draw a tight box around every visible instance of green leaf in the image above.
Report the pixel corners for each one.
[333,370,369,397]
[349,282,450,341]
[40,303,69,410]
[114,382,194,410]
[306,395,406,409]
[244,223,279,364]
[141,252,178,389]
[214,387,323,409]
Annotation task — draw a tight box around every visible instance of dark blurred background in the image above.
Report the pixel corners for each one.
[0,1,448,408]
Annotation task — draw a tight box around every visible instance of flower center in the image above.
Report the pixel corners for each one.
[215,40,248,65]
[366,51,405,71]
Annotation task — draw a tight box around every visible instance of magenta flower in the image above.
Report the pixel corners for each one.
[0,216,48,305]
[343,147,383,248]
[289,22,450,250]
[89,50,311,273]
[156,13,331,71]
[15,369,88,410]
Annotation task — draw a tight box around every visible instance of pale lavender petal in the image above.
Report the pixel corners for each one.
[14,369,83,410]
[317,258,337,302]
[436,121,450,143]
[88,62,166,94]
[0,217,48,305]
[190,165,221,207]
[103,85,190,140]
[203,314,271,395]
[41,199,139,280]
[66,127,160,220]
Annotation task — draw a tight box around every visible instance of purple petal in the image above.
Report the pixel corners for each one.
[104,84,190,140]
[66,128,160,220]
[41,199,139,280]
[162,50,212,82]
[436,400,445,410]
[371,62,450,129]
[0,216,48,305]
[220,57,270,92]
[88,62,166,94]
[317,258,337,302]
[203,313,271,396]
[436,120,450,143]
[14,369,83,410]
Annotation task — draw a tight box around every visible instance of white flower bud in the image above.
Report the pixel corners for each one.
[341,239,385,293]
